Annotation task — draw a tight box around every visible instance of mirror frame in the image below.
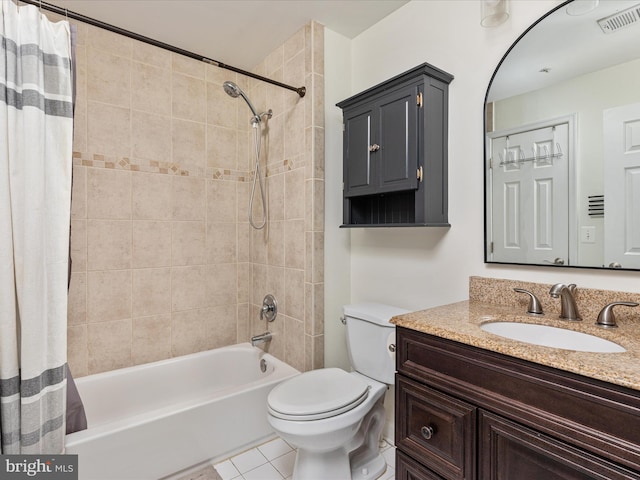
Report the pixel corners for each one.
[483,0,640,272]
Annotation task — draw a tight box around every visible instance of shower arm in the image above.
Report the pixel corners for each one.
[22,0,307,98]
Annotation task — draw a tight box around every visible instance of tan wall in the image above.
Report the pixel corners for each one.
[63,15,324,376]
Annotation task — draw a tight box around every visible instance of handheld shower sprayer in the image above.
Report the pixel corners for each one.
[222,80,270,229]
[223,81,262,125]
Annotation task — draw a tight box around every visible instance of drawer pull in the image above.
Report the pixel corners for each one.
[420,425,435,440]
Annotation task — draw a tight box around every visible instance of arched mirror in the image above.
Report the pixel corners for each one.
[485,0,640,270]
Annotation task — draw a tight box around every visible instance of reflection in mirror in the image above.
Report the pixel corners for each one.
[485,0,640,270]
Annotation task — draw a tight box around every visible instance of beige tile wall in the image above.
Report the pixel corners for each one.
[63,14,324,376]
[243,22,325,372]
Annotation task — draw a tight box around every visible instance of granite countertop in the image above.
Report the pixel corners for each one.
[391,300,640,392]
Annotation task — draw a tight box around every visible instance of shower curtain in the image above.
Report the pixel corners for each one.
[0,0,73,454]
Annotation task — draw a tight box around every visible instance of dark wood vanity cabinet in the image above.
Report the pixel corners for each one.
[395,327,640,480]
[337,63,453,227]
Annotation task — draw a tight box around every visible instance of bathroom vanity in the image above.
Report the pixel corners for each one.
[392,280,640,480]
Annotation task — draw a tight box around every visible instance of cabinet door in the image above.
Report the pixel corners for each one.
[375,84,419,193]
[479,411,640,480]
[397,450,447,480]
[343,103,376,197]
[396,376,477,480]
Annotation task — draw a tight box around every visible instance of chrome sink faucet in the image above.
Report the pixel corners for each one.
[549,283,582,321]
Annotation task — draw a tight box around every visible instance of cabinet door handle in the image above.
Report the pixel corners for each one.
[369,143,380,152]
[420,425,435,440]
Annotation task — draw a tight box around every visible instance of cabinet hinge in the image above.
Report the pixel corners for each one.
[490,242,494,254]
[417,166,423,182]
[417,92,423,108]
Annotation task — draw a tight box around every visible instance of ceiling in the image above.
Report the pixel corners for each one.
[488,0,640,101]
[40,1,640,107]
[45,0,409,70]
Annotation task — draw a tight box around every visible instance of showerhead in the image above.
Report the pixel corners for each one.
[223,81,241,98]
[223,80,260,122]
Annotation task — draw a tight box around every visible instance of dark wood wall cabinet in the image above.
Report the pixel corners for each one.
[337,63,453,227]
[395,326,640,480]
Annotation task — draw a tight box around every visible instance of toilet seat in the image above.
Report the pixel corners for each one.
[268,368,370,421]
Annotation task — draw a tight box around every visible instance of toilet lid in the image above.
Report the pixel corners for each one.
[268,368,370,421]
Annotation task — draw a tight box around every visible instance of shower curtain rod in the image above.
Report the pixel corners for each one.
[20,0,307,98]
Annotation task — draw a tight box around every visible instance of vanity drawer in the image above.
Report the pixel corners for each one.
[397,450,446,480]
[396,375,477,480]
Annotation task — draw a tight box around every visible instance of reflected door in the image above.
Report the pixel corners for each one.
[489,124,569,264]
[604,102,640,269]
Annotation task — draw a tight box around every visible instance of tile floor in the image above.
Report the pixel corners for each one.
[177,436,396,480]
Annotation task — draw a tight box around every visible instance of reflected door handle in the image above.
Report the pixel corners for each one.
[609,262,622,269]
[543,258,565,265]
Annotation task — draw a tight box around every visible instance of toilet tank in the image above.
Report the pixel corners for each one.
[343,303,410,384]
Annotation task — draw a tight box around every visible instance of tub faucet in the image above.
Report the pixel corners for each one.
[549,283,581,321]
[251,332,272,347]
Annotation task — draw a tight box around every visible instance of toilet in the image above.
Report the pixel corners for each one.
[267,303,409,480]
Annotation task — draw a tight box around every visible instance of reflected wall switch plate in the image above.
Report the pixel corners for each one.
[581,226,596,243]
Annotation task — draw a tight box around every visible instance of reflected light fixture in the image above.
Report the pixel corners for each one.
[481,0,510,27]
[566,0,599,16]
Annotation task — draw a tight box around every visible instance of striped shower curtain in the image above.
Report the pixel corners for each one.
[0,0,73,454]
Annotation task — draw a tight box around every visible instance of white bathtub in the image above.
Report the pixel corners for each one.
[65,343,299,480]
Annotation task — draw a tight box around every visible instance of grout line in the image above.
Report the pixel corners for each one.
[205,437,395,480]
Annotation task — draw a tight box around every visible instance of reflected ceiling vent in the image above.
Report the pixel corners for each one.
[597,4,640,33]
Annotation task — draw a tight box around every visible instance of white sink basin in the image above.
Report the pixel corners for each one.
[480,322,626,353]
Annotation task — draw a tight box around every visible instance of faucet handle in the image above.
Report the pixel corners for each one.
[260,294,278,322]
[514,288,544,315]
[596,302,639,328]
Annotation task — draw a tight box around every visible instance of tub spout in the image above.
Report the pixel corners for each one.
[251,332,272,347]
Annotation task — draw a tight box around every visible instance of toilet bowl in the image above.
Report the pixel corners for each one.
[268,370,387,480]
[267,303,409,480]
